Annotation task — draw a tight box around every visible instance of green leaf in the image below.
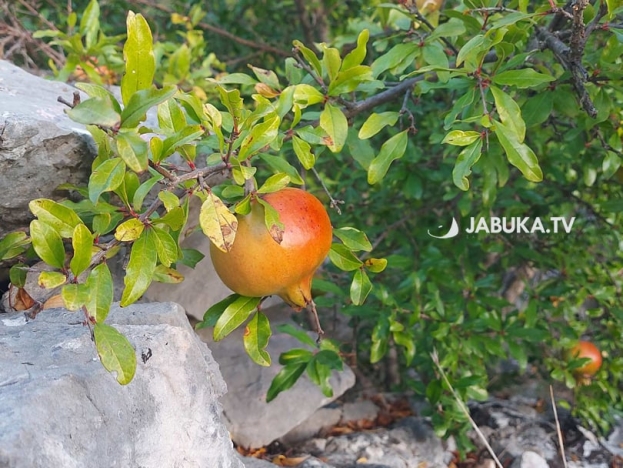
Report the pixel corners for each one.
[80,0,100,50]
[217,86,243,127]
[350,269,372,305]
[200,191,238,253]
[30,220,65,269]
[152,265,184,283]
[120,85,177,128]
[158,191,179,212]
[257,198,285,244]
[116,130,148,173]
[491,86,526,142]
[180,248,205,269]
[257,174,290,194]
[94,323,137,385]
[266,362,307,402]
[328,65,373,96]
[237,114,280,160]
[443,130,482,147]
[277,323,318,348]
[342,29,369,70]
[196,294,239,330]
[329,244,363,271]
[293,40,322,77]
[216,73,258,86]
[159,125,203,161]
[334,227,372,252]
[114,218,145,242]
[453,138,483,191]
[492,69,555,89]
[359,112,399,140]
[292,136,315,170]
[75,83,122,114]
[70,224,93,277]
[322,45,342,82]
[494,120,543,182]
[38,271,67,289]
[603,151,622,179]
[600,199,623,212]
[249,65,281,90]
[422,42,450,82]
[213,296,261,341]
[89,158,126,204]
[9,263,28,288]
[121,11,155,106]
[456,34,492,71]
[61,283,90,310]
[152,226,178,267]
[320,103,348,153]
[243,312,272,366]
[67,98,120,128]
[292,84,325,108]
[364,258,387,273]
[158,98,187,132]
[0,232,30,261]
[522,92,553,127]
[29,199,82,238]
[132,172,163,212]
[367,130,409,185]
[168,44,190,80]
[393,331,415,365]
[152,206,186,231]
[85,263,113,322]
[257,155,303,185]
[120,230,158,306]
[371,43,419,77]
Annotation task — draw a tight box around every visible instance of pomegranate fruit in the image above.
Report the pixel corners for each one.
[567,340,603,377]
[210,187,332,309]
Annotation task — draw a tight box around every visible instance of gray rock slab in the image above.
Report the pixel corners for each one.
[0,60,95,237]
[0,302,244,468]
[340,400,379,424]
[196,321,355,449]
[280,405,343,445]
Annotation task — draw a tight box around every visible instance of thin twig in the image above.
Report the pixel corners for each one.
[293,48,327,91]
[311,166,343,214]
[431,349,504,468]
[550,385,569,468]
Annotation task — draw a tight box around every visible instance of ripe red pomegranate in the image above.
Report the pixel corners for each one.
[567,340,603,378]
[210,187,332,309]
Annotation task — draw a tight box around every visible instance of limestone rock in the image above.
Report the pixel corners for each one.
[196,315,356,449]
[0,302,244,468]
[0,60,95,237]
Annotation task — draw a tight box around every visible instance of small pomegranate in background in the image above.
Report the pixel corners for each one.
[210,187,333,310]
[567,340,603,382]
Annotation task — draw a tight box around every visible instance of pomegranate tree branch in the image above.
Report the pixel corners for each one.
[344,76,423,119]
[535,24,597,118]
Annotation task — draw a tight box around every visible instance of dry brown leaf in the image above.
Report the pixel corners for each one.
[272,454,309,466]
[43,294,65,309]
[12,287,35,311]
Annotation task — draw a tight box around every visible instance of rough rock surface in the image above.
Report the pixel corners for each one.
[300,416,449,468]
[0,60,95,237]
[0,302,244,468]
[196,313,356,449]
